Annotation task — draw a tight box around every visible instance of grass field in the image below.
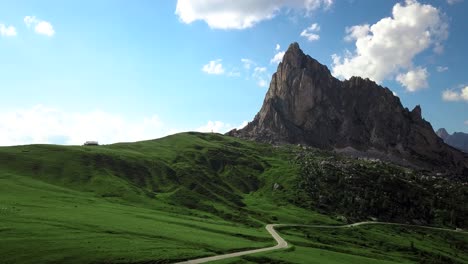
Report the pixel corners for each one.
[0,132,332,263]
[212,225,468,264]
[0,132,467,263]
[0,173,274,263]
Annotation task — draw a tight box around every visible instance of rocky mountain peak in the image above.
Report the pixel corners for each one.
[436,128,468,153]
[282,42,305,67]
[436,128,450,140]
[228,43,467,174]
[411,105,422,121]
[280,42,332,77]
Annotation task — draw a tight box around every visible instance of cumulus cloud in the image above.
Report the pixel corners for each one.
[0,24,17,37]
[275,44,281,51]
[196,120,248,133]
[300,23,320,41]
[436,66,448,72]
[442,86,468,102]
[202,59,225,75]
[175,0,333,29]
[343,24,370,42]
[271,51,285,64]
[396,67,428,92]
[24,16,55,36]
[332,0,448,88]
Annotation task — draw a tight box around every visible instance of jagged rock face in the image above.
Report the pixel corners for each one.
[436,128,450,141]
[437,128,468,153]
[229,43,468,174]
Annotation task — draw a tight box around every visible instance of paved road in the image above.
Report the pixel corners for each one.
[175,222,466,264]
[175,224,287,264]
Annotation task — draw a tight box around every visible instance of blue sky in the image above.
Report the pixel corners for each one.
[0,0,466,145]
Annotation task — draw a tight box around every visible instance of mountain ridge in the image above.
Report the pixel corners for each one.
[229,42,468,175]
[436,128,468,153]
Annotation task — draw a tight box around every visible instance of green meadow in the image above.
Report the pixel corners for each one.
[212,224,468,264]
[0,132,466,263]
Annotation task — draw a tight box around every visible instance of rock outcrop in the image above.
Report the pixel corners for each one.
[436,128,468,153]
[436,128,450,141]
[229,43,467,174]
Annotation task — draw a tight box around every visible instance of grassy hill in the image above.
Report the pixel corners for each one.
[213,224,468,264]
[0,132,467,263]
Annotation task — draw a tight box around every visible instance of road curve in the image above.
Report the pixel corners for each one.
[174,222,466,264]
[175,224,287,264]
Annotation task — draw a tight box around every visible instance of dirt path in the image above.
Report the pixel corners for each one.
[175,222,465,264]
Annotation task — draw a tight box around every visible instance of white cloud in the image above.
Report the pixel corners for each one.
[24,16,55,36]
[24,16,35,27]
[0,105,173,146]
[35,21,55,36]
[300,22,320,41]
[202,59,225,75]
[433,43,444,54]
[227,70,241,77]
[271,51,285,64]
[0,105,252,146]
[275,44,281,51]
[175,0,333,29]
[237,121,248,129]
[447,0,463,5]
[0,24,17,37]
[436,66,448,72]
[257,79,268,88]
[442,86,468,102]
[240,59,270,87]
[241,58,255,70]
[332,0,448,88]
[253,67,270,87]
[254,67,267,73]
[442,90,460,101]
[344,24,370,42]
[197,121,230,133]
[196,120,248,133]
[396,67,428,92]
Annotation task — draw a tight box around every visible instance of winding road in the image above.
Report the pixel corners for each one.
[175,222,466,264]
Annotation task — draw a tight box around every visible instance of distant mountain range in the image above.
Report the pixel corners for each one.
[436,128,468,153]
[229,43,467,175]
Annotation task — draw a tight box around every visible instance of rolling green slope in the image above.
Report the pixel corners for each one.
[0,132,316,225]
[0,132,467,263]
[0,174,273,263]
[0,132,332,263]
[213,224,468,264]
